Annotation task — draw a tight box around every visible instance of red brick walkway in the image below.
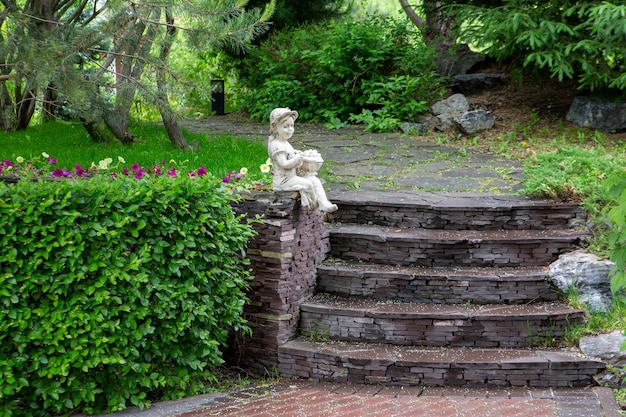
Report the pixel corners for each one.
[174,381,620,417]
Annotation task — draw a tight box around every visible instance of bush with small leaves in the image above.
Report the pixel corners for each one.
[0,175,256,416]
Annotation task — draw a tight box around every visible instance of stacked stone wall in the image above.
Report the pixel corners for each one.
[227,193,329,373]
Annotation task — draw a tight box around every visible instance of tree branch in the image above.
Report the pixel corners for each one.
[399,0,426,28]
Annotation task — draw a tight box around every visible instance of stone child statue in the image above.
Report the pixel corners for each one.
[268,107,338,214]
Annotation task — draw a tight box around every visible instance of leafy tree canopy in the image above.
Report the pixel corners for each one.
[0,0,275,146]
[449,0,626,96]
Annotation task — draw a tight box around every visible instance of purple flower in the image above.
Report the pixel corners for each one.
[123,168,130,176]
[222,171,233,183]
[51,168,71,178]
[235,172,243,181]
[110,172,118,178]
[167,167,177,178]
[131,163,141,172]
[197,165,207,177]
[75,164,89,177]
[47,157,57,165]
[135,169,145,179]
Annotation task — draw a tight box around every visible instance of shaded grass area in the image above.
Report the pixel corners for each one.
[0,120,268,181]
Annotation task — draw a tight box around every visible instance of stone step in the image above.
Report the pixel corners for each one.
[328,225,584,267]
[277,339,605,388]
[317,259,558,304]
[299,294,584,348]
[329,190,585,230]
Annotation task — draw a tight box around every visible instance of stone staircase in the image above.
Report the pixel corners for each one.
[276,191,605,388]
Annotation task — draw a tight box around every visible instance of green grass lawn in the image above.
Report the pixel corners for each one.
[0,120,269,182]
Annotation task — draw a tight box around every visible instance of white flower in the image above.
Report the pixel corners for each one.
[98,160,109,170]
[42,152,49,158]
[104,157,113,164]
[16,156,24,163]
[260,163,271,173]
[265,158,273,166]
[118,156,126,164]
[239,167,248,175]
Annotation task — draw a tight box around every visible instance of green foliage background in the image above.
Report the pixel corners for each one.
[233,15,445,131]
[453,1,626,95]
[0,176,256,416]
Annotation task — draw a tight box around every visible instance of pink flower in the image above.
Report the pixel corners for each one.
[131,163,141,172]
[51,168,67,177]
[167,167,177,178]
[222,171,233,183]
[197,165,207,177]
[75,164,90,178]
[47,157,57,165]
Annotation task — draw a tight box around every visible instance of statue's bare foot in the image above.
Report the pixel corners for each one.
[320,202,338,213]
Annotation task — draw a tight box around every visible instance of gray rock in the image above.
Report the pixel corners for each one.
[566,96,626,132]
[580,331,626,388]
[548,250,616,312]
[454,110,495,134]
[453,73,505,95]
[433,114,457,132]
[435,43,485,77]
[400,122,428,136]
[581,331,626,367]
[431,93,469,116]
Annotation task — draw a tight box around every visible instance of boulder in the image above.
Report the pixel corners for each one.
[580,331,626,388]
[433,114,456,132]
[548,250,616,312]
[566,96,626,132]
[452,73,505,95]
[435,43,485,77]
[431,93,469,116]
[400,122,428,136]
[454,110,495,134]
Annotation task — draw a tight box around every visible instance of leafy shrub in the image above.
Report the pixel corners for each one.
[0,175,255,416]
[453,1,626,95]
[234,15,445,131]
[606,169,626,293]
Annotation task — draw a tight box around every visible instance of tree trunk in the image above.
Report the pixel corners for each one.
[81,118,115,143]
[104,14,155,144]
[399,0,454,46]
[155,10,190,150]
[15,86,36,131]
[42,85,58,121]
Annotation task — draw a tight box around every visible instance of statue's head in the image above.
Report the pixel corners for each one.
[269,107,298,132]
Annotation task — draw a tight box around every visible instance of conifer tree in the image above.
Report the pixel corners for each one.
[0,0,275,147]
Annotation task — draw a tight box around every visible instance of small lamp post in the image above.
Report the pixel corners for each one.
[210,80,225,116]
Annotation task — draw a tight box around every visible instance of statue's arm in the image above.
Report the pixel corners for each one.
[273,150,303,170]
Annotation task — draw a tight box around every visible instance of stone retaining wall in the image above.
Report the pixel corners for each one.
[333,202,585,230]
[227,192,329,374]
[316,264,558,304]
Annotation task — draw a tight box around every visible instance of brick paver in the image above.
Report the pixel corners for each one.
[172,381,620,417]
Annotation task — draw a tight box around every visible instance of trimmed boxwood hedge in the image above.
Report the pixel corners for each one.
[0,175,256,416]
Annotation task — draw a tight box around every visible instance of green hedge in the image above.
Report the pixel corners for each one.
[0,176,256,416]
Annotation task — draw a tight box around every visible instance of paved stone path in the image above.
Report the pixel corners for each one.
[96,380,621,417]
[91,117,621,417]
[181,116,524,195]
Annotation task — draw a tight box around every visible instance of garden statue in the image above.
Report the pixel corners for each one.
[268,107,338,214]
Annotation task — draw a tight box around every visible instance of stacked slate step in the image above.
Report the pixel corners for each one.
[277,191,605,388]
